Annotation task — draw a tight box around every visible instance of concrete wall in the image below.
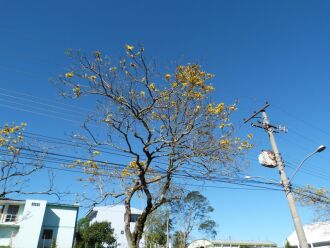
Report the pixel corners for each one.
[39,205,78,248]
[14,200,47,248]
[90,205,143,248]
[0,200,78,248]
[0,226,18,247]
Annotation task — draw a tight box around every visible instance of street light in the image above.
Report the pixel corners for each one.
[244,175,279,185]
[289,145,326,183]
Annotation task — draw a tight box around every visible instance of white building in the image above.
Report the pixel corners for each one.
[188,239,277,248]
[287,222,330,248]
[86,205,143,248]
[0,198,79,248]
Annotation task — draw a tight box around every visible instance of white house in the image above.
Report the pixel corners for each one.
[0,198,79,248]
[86,205,143,248]
[287,222,330,248]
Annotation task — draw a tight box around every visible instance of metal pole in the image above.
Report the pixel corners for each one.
[262,111,308,248]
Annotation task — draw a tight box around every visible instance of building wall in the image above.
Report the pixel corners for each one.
[89,205,143,248]
[14,200,47,248]
[0,226,18,247]
[287,222,330,248]
[0,199,78,248]
[39,205,78,248]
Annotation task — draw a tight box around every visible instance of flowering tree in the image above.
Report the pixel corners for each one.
[56,46,252,248]
[0,123,54,198]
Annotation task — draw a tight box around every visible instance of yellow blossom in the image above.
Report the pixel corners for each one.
[151,112,159,119]
[105,114,112,124]
[125,44,134,51]
[73,85,81,97]
[89,75,97,81]
[165,74,171,80]
[220,139,230,148]
[65,72,74,78]
[208,103,224,115]
[121,168,130,177]
[205,85,215,92]
[172,82,178,88]
[92,150,101,156]
[228,105,237,111]
[247,133,253,139]
[194,105,201,113]
[149,83,156,91]
[140,91,146,97]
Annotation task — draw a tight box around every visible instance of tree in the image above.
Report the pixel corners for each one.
[284,240,293,248]
[0,123,54,198]
[75,218,90,247]
[294,185,330,221]
[172,191,217,245]
[56,46,252,248]
[144,207,170,248]
[172,231,185,248]
[75,218,116,248]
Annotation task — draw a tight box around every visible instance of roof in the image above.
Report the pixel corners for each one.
[188,239,277,248]
[86,204,142,219]
[47,202,80,209]
[93,204,142,213]
[212,240,277,246]
[0,198,25,204]
[0,198,79,209]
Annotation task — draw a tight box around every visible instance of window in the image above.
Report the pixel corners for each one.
[130,214,140,222]
[0,205,4,214]
[31,202,40,207]
[121,230,124,235]
[5,205,19,222]
[42,229,53,240]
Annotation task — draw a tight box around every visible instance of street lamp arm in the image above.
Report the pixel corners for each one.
[289,151,317,183]
[244,175,280,185]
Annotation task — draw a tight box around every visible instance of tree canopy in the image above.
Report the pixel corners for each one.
[295,185,330,221]
[56,45,252,248]
[76,218,116,248]
[0,123,54,198]
[172,191,217,245]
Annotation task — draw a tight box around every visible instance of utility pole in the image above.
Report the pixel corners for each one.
[244,102,308,248]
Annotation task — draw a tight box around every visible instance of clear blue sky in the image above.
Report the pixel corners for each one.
[1,0,330,245]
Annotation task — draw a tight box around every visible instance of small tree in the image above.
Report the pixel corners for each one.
[172,191,217,244]
[284,240,293,248]
[75,218,116,248]
[145,208,169,248]
[172,231,185,248]
[56,46,252,248]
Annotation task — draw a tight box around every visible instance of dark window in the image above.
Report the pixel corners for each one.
[31,202,40,207]
[121,230,124,235]
[0,205,4,214]
[5,205,19,222]
[313,241,330,247]
[130,214,140,222]
[87,210,98,220]
[42,229,53,240]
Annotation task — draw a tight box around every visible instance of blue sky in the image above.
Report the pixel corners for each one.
[1,0,330,245]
